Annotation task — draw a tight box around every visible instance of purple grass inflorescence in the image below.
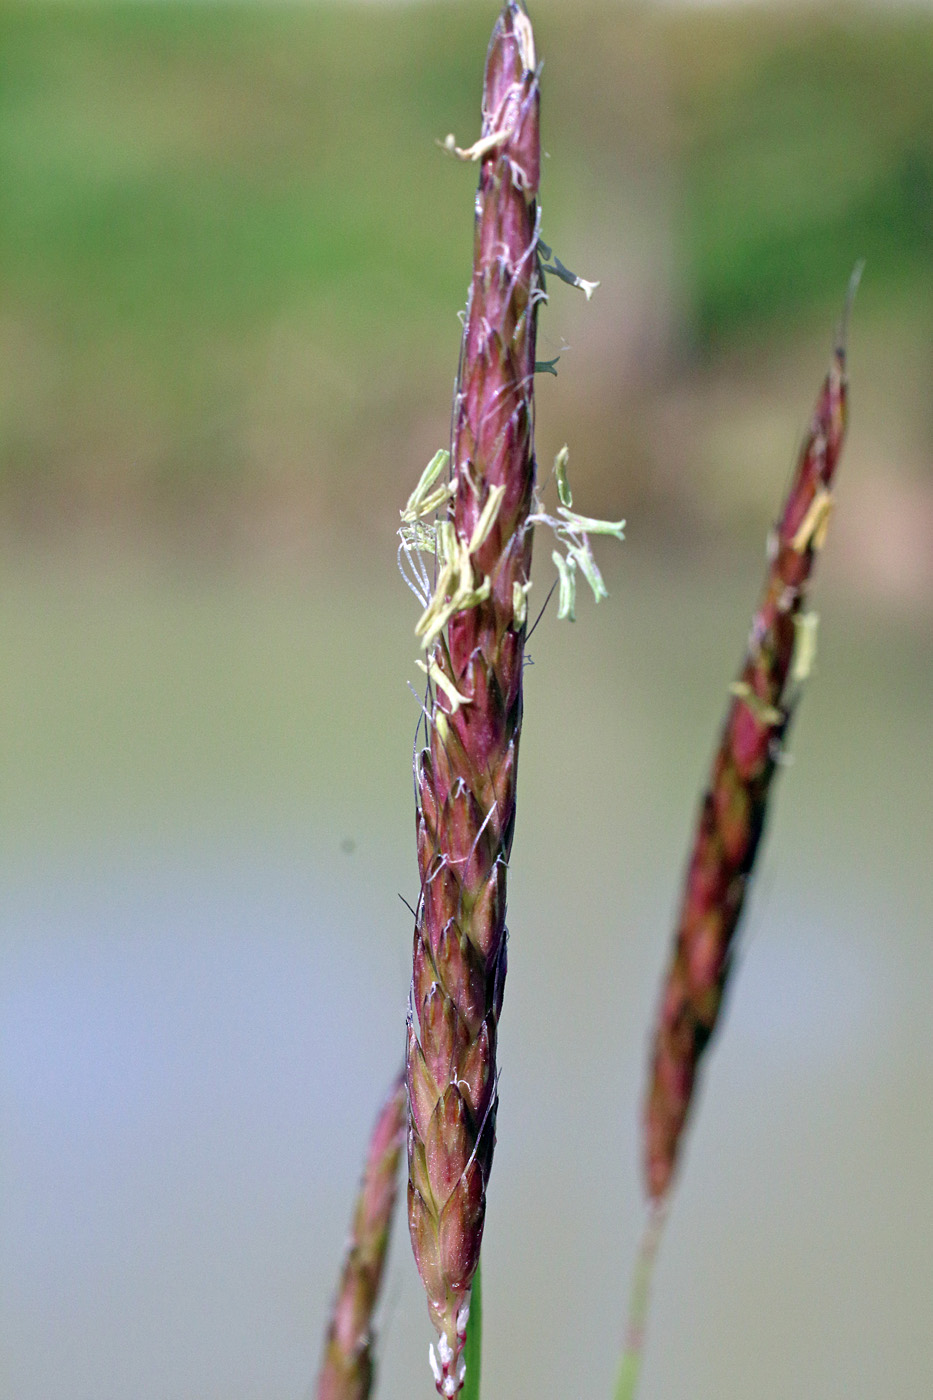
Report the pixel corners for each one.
[645,325,852,1204]
[404,5,541,1394]
[316,1075,407,1400]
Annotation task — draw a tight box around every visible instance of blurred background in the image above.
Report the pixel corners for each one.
[1,2,931,1398]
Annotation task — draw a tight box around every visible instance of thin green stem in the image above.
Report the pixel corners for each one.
[613,1204,667,1400]
[461,1259,483,1400]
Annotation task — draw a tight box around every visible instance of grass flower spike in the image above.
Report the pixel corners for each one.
[645,312,853,1204]
[405,5,540,1393]
[316,1076,406,1400]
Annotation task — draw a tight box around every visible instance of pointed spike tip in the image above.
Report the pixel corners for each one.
[835,259,865,359]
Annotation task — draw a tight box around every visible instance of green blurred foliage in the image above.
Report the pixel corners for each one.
[664,8,933,345]
[0,1,930,529]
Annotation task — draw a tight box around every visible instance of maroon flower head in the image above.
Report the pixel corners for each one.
[405,5,541,1394]
[645,336,850,1203]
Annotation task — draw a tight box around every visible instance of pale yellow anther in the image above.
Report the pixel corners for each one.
[554,445,572,507]
[729,681,784,728]
[416,658,471,715]
[468,484,506,554]
[400,483,453,525]
[791,611,819,684]
[415,530,492,651]
[439,126,513,163]
[436,519,456,566]
[557,506,626,538]
[812,501,833,552]
[552,549,576,622]
[790,487,834,553]
[415,557,456,645]
[401,449,452,524]
[512,579,532,629]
